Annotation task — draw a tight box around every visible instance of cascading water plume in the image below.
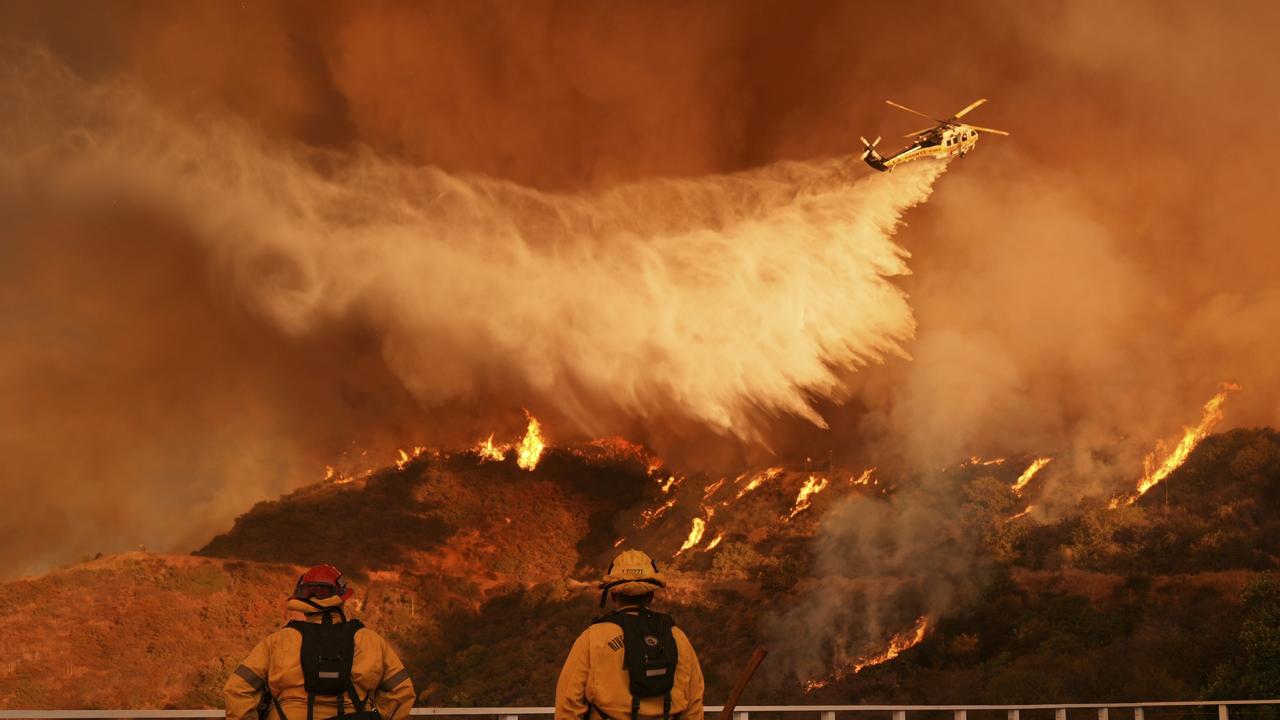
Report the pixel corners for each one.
[1,50,948,446]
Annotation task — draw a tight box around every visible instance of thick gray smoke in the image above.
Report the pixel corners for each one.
[764,475,993,685]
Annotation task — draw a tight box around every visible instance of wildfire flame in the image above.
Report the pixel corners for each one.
[1011,457,1052,495]
[785,475,830,521]
[805,616,930,692]
[968,456,1007,466]
[474,434,507,462]
[515,413,546,471]
[638,496,678,528]
[734,467,782,500]
[395,446,427,470]
[850,467,876,486]
[660,475,679,494]
[852,616,929,673]
[702,478,726,500]
[705,533,724,551]
[1110,382,1241,508]
[473,413,546,470]
[676,517,707,555]
[1007,504,1035,521]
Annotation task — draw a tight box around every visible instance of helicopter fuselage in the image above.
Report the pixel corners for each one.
[863,124,982,172]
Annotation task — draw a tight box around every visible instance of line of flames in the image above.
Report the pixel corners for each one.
[1007,504,1035,521]
[850,468,876,486]
[1110,382,1241,508]
[805,616,930,692]
[785,475,830,521]
[734,467,783,500]
[1011,457,1052,495]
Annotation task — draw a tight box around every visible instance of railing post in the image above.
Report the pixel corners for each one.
[822,712,836,720]
[895,711,907,720]
[1008,710,1020,720]
[1135,708,1145,720]
[1098,709,1109,720]
[734,712,748,720]
[1056,709,1066,720]
[955,710,967,720]
[1219,706,1229,720]
[500,715,519,720]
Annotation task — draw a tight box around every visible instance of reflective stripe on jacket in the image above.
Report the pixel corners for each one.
[224,596,415,720]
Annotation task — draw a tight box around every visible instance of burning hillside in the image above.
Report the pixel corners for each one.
[6,423,1280,709]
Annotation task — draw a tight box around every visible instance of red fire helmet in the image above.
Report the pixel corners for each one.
[293,564,353,601]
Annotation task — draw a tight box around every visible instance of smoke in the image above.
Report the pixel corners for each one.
[765,476,989,683]
[2,0,1279,678]
[0,48,944,576]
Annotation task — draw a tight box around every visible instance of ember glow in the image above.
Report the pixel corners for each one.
[805,616,930,692]
[637,496,679,528]
[784,475,830,521]
[702,478,726,500]
[1110,383,1241,508]
[705,534,724,551]
[1011,457,1052,495]
[1007,505,1035,521]
[850,468,876,486]
[968,456,1006,467]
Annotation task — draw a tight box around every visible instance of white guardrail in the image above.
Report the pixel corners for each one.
[2,702,1279,720]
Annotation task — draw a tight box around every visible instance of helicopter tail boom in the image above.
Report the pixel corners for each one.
[859,135,887,172]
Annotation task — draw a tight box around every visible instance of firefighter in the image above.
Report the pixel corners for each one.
[224,564,415,720]
[555,549,705,720]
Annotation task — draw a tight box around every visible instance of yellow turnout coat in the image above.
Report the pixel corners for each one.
[224,596,415,720]
[555,606,704,720]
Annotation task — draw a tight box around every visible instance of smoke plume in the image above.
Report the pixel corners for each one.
[1,47,943,576]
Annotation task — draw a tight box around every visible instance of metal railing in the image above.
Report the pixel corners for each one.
[2,702,1279,720]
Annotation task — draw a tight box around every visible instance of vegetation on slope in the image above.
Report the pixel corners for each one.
[4,430,1280,708]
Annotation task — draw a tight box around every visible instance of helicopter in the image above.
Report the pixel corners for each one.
[861,98,1009,172]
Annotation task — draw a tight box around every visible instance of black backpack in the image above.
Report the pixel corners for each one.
[592,608,679,720]
[281,613,381,720]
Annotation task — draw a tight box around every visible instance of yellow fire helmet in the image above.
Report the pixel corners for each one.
[598,548,666,607]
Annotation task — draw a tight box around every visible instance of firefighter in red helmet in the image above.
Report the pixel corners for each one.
[224,565,415,720]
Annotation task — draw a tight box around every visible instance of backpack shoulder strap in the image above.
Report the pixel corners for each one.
[342,621,369,713]
[591,611,623,626]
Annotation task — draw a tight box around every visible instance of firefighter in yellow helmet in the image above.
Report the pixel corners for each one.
[555,550,705,720]
[224,564,415,720]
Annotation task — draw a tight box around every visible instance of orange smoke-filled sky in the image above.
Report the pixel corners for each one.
[1,0,1278,577]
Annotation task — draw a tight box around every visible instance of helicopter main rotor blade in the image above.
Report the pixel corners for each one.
[885,100,940,121]
[952,98,988,119]
[902,125,937,138]
[968,124,1010,136]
